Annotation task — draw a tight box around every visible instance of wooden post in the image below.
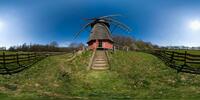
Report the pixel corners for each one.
[3,52,6,70]
[184,51,187,65]
[170,51,174,62]
[178,51,187,73]
[34,52,37,61]
[28,53,30,62]
[3,52,10,75]
[16,53,19,65]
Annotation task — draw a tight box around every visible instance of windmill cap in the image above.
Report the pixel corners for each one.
[88,23,113,43]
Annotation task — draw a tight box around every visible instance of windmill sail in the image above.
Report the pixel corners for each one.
[74,23,91,39]
[75,14,132,50]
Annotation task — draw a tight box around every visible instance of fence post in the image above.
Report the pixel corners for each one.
[34,52,37,61]
[184,51,187,66]
[16,52,19,65]
[178,51,187,73]
[3,52,5,68]
[28,53,30,61]
[3,52,10,75]
[169,51,175,68]
[170,51,174,62]
[3,52,6,72]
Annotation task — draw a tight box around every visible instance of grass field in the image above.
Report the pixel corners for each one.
[1,50,200,99]
[0,51,48,74]
[164,49,200,68]
[0,51,29,54]
[168,49,200,55]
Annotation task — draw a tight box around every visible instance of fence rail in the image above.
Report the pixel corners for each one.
[146,50,200,74]
[0,52,67,75]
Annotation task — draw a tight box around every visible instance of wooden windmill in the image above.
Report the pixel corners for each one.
[75,15,131,50]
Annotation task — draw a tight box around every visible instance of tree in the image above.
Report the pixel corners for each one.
[69,42,85,50]
[49,41,58,47]
[8,46,16,51]
[113,35,136,50]
[21,43,29,51]
[113,35,157,50]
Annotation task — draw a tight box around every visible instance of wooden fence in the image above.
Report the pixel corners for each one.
[148,50,200,74]
[0,52,67,75]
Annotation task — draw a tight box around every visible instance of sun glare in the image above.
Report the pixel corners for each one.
[0,20,7,32]
[189,20,200,31]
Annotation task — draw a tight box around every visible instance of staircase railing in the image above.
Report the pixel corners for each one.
[105,50,111,69]
[88,49,96,70]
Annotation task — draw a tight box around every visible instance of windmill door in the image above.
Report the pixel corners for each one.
[98,40,102,48]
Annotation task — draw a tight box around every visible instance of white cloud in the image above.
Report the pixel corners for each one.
[58,41,71,47]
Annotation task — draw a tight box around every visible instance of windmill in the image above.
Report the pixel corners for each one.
[75,14,132,50]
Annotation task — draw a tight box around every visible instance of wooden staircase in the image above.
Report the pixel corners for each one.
[91,50,109,70]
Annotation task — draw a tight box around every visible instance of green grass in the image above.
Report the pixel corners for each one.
[1,50,200,99]
[0,51,29,54]
[0,52,47,73]
[0,51,92,99]
[110,51,200,99]
[166,49,200,68]
[168,49,200,55]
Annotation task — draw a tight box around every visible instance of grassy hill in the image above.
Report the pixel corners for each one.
[110,51,200,99]
[1,50,200,99]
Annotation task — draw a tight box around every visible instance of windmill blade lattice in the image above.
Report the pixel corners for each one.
[74,14,132,39]
[99,14,122,19]
[74,23,92,39]
[103,17,132,32]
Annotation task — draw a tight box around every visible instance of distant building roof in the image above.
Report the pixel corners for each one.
[88,23,113,42]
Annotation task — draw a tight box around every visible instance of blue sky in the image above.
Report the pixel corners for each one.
[0,0,200,48]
